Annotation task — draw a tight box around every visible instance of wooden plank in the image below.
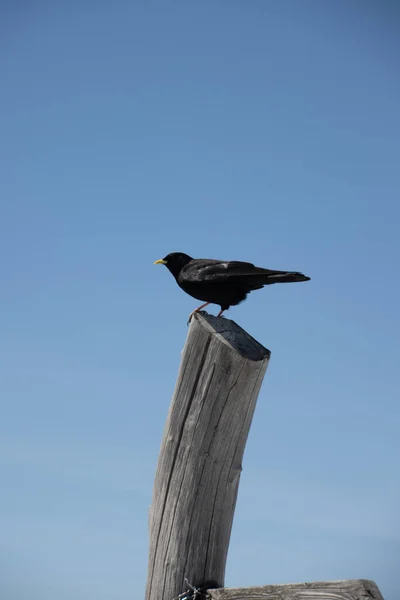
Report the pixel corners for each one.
[207,579,385,599]
[145,312,270,600]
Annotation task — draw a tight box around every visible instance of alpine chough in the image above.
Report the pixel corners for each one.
[154,252,310,320]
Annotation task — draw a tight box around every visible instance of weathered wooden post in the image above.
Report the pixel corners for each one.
[145,312,385,600]
[146,312,270,600]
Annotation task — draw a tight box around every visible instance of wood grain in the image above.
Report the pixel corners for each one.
[145,312,270,600]
[207,579,384,600]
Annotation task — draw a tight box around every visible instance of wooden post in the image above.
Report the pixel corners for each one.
[145,312,270,600]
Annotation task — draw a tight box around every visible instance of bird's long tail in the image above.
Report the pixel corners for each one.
[256,269,310,285]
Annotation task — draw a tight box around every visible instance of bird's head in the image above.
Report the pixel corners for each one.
[154,252,193,278]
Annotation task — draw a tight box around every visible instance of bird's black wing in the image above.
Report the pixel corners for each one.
[179,259,309,286]
[180,260,279,282]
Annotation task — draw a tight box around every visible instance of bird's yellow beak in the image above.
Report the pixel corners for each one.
[154,259,167,265]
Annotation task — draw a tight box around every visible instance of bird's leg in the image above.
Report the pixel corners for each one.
[216,308,225,318]
[187,302,211,324]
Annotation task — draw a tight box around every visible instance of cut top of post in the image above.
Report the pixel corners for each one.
[192,312,271,362]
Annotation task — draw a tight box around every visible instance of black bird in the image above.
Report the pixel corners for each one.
[154,252,310,320]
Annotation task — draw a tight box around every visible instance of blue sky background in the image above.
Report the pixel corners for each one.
[1,2,399,599]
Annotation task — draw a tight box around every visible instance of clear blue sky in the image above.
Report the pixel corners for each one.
[1,2,399,599]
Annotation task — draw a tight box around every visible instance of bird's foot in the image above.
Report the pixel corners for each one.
[187,302,211,325]
[187,309,201,325]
